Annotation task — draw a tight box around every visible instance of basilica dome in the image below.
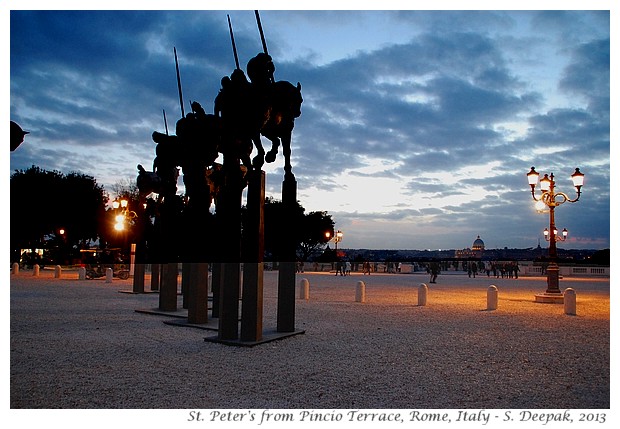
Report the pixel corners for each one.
[472,236,485,251]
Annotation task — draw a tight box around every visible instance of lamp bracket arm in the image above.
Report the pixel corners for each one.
[554,191,580,205]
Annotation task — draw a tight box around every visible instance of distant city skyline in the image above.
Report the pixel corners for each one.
[7,5,611,250]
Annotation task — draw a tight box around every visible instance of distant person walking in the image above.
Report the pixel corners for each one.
[335,261,344,276]
[429,261,440,284]
[363,261,371,275]
[514,262,519,279]
[468,262,477,278]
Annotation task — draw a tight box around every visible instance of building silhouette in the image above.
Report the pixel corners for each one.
[455,235,485,259]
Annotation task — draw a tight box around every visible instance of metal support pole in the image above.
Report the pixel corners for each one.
[241,170,265,342]
[277,174,297,332]
[546,204,561,294]
[187,263,209,324]
[217,154,242,340]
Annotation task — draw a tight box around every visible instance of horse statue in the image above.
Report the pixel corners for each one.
[149,101,222,207]
[136,164,179,203]
[262,80,303,176]
[214,68,270,170]
[215,52,302,177]
[176,102,221,212]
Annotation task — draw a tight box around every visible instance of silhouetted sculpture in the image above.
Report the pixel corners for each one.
[10,121,29,151]
[214,52,302,177]
[177,101,220,212]
[151,130,181,201]
[247,52,275,87]
[136,12,304,342]
[262,81,303,177]
[136,164,165,202]
[215,67,269,170]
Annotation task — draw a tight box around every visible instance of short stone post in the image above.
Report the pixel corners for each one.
[33,264,40,277]
[356,281,366,303]
[78,266,86,280]
[418,283,428,306]
[487,285,498,310]
[564,288,577,315]
[105,267,113,283]
[54,265,62,278]
[12,263,19,274]
[299,278,309,300]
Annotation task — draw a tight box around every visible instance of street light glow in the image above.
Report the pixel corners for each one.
[526,166,584,300]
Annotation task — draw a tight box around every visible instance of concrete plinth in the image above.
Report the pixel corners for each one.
[277,174,298,333]
[205,328,304,347]
[535,292,564,304]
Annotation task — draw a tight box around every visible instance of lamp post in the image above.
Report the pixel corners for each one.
[527,167,584,302]
[325,229,344,251]
[334,230,343,251]
[112,198,137,232]
[112,198,142,284]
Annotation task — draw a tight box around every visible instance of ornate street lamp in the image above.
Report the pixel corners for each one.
[112,198,136,232]
[334,230,343,251]
[527,167,584,302]
[325,229,344,251]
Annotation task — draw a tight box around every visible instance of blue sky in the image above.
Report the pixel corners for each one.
[5,2,613,250]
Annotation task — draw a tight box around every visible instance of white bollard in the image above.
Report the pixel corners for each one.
[487,285,498,310]
[33,264,40,277]
[105,267,113,283]
[299,278,309,300]
[54,265,62,278]
[12,262,19,275]
[355,281,366,303]
[78,266,86,280]
[564,288,577,315]
[418,283,428,306]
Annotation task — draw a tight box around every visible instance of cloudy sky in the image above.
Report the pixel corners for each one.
[6,2,612,251]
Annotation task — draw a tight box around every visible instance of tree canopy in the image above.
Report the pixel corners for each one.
[260,196,334,262]
[10,165,337,265]
[10,165,108,263]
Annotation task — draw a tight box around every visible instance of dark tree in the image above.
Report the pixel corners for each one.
[10,165,108,264]
[257,197,333,262]
[297,210,334,261]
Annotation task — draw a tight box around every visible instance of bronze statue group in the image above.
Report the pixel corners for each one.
[136,13,303,266]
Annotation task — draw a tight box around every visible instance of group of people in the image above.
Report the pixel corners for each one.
[486,261,520,279]
[335,260,352,276]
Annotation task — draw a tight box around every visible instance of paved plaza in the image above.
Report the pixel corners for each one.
[9,267,610,412]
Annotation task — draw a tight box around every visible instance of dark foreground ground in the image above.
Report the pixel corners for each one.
[8,268,611,425]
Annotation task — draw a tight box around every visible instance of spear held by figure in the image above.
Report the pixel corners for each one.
[227,14,241,70]
[174,47,185,118]
[255,10,268,55]
[254,10,274,84]
[163,109,169,136]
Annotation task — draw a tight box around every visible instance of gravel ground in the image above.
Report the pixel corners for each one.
[9,268,609,412]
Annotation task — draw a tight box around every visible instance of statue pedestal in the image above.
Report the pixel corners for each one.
[206,170,304,346]
[132,263,145,293]
[159,262,179,312]
[241,170,265,342]
[217,158,243,341]
[187,262,210,324]
[150,263,160,291]
[277,173,302,335]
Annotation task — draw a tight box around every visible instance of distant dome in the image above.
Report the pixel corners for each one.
[472,236,485,250]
